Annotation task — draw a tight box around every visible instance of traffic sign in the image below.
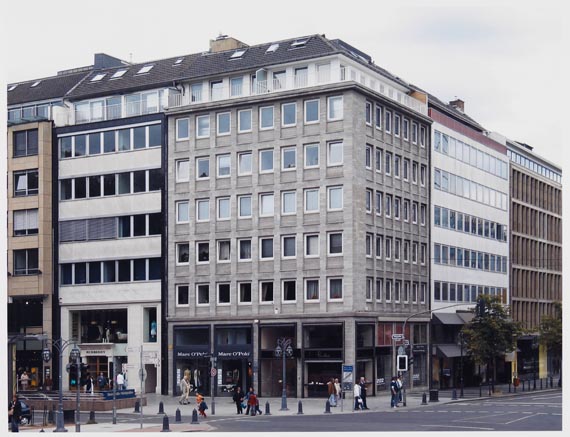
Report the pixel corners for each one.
[138,368,147,381]
[391,334,403,340]
[210,368,217,377]
[398,346,406,356]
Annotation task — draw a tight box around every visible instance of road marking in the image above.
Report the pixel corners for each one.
[504,413,541,425]
[422,424,494,431]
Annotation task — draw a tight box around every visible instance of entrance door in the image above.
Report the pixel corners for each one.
[144,364,156,393]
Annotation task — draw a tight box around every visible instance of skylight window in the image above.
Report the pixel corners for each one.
[111,69,128,78]
[31,80,41,88]
[174,58,184,65]
[230,49,247,59]
[266,43,279,53]
[8,84,18,91]
[137,65,154,74]
[290,37,309,48]
[91,73,106,82]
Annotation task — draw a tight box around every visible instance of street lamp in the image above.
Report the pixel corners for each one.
[532,336,539,391]
[70,346,81,433]
[275,338,293,411]
[42,337,78,432]
[458,331,464,398]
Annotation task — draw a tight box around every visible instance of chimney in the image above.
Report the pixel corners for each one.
[449,99,465,113]
[209,35,248,53]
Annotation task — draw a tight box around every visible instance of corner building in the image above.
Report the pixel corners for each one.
[166,35,431,398]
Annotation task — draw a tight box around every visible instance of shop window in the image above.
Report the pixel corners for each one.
[143,307,158,342]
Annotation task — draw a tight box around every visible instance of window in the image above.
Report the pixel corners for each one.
[365,101,372,125]
[403,159,409,181]
[88,133,101,155]
[403,200,409,222]
[282,102,297,127]
[260,193,274,216]
[176,159,190,182]
[420,204,426,226]
[304,144,319,168]
[385,194,392,217]
[216,283,231,305]
[420,165,426,186]
[327,96,343,120]
[260,281,274,303]
[394,115,401,137]
[305,234,319,257]
[14,169,38,197]
[412,202,418,224]
[91,73,106,82]
[328,278,343,300]
[394,281,401,302]
[13,249,38,275]
[385,237,392,260]
[13,129,38,157]
[365,189,372,213]
[403,118,409,140]
[260,106,274,129]
[328,232,343,255]
[365,145,372,169]
[191,83,202,102]
[197,284,209,305]
[420,126,426,147]
[217,154,231,178]
[196,241,209,263]
[327,186,343,210]
[238,195,252,218]
[412,122,418,144]
[375,105,382,129]
[239,283,252,303]
[176,118,189,140]
[404,240,410,263]
[282,146,297,170]
[365,233,373,257]
[75,135,87,156]
[177,285,189,306]
[375,148,382,172]
[304,99,320,124]
[13,209,38,236]
[238,239,252,261]
[375,191,383,215]
[210,80,224,100]
[137,65,153,74]
[260,149,274,173]
[217,240,231,263]
[217,112,231,136]
[260,237,274,259]
[176,201,189,223]
[230,77,243,97]
[238,152,252,175]
[266,43,279,53]
[394,155,400,178]
[394,197,401,220]
[196,115,210,138]
[282,191,296,215]
[282,235,296,258]
[196,199,210,221]
[305,279,319,301]
[238,109,252,132]
[366,277,373,301]
[304,188,319,213]
[385,110,392,133]
[375,235,383,258]
[195,157,210,179]
[282,280,297,302]
[412,162,418,184]
[177,243,189,264]
[385,152,392,175]
[394,239,401,261]
[217,197,230,220]
[327,141,343,166]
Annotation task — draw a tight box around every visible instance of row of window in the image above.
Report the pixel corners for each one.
[365,190,428,224]
[60,169,162,200]
[434,205,508,242]
[59,213,161,243]
[8,104,51,122]
[365,234,428,264]
[365,278,428,304]
[13,129,39,158]
[433,243,508,273]
[176,276,347,306]
[434,130,508,180]
[13,169,39,197]
[176,232,345,264]
[59,124,161,159]
[434,281,506,303]
[364,101,427,146]
[508,149,561,183]
[175,96,344,140]
[365,145,428,185]
[74,90,164,123]
[434,168,508,210]
[60,258,161,285]
[13,209,39,236]
[13,248,39,275]
[175,186,344,223]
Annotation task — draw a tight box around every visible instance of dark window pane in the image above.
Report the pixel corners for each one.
[118,129,130,151]
[133,214,146,236]
[148,124,161,147]
[118,259,131,282]
[61,179,73,200]
[89,176,101,197]
[133,171,146,193]
[133,259,146,281]
[75,263,87,284]
[75,177,86,199]
[133,126,146,149]
[103,261,116,282]
[60,136,72,158]
[27,130,38,154]
[218,284,230,303]
[61,264,73,285]
[104,175,116,196]
[148,213,161,235]
[118,172,131,194]
[148,258,161,280]
[148,169,162,191]
[104,131,115,153]
[178,286,189,305]
[89,262,101,283]
[14,131,27,156]
[28,171,38,194]
[27,249,38,272]
[75,135,86,156]
[89,133,101,154]
[118,216,131,238]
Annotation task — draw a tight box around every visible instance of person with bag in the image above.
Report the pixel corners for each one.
[327,378,337,407]
[334,378,341,405]
[390,376,399,408]
[232,386,245,414]
[196,393,208,417]
[353,381,362,410]
[359,377,369,409]
[396,374,403,406]
[9,394,22,432]
[179,372,190,405]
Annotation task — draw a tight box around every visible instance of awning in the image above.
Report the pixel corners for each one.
[433,313,464,325]
[436,344,464,358]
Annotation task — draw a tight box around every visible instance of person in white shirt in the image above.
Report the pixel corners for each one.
[353,382,362,410]
[116,373,125,390]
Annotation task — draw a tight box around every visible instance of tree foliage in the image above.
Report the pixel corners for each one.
[539,301,562,357]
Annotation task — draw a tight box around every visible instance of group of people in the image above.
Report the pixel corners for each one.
[353,377,370,410]
[232,386,263,415]
[178,370,208,416]
[390,375,404,408]
[327,378,342,407]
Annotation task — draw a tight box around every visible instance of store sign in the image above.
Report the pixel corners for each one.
[176,351,210,358]
[413,344,427,353]
[217,350,251,358]
[84,350,107,356]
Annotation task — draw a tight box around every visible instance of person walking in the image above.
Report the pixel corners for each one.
[334,378,341,406]
[232,386,245,414]
[196,393,208,417]
[359,377,369,409]
[85,374,94,394]
[116,372,125,391]
[327,378,337,406]
[396,374,403,406]
[179,372,190,405]
[390,376,399,408]
[9,393,22,432]
[97,373,107,391]
[353,381,362,410]
[20,371,30,391]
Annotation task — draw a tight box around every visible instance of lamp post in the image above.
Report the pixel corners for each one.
[42,338,78,432]
[275,338,293,411]
[532,336,539,391]
[458,331,464,398]
[71,346,81,433]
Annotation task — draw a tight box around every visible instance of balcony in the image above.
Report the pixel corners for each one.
[74,100,163,124]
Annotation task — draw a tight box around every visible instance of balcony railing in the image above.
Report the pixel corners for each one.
[74,100,163,124]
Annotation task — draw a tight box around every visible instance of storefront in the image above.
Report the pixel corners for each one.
[173,327,211,396]
[356,322,375,395]
[214,325,253,397]
[258,324,297,397]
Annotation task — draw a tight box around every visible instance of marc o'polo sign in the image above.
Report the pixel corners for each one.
[216,351,252,358]
[176,351,210,358]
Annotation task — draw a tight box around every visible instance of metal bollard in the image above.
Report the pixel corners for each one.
[48,406,54,424]
[134,400,140,413]
[540,379,543,390]
[508,382,511,393]
[297,400,304,415]
[175,408,181,423]
[488,382,492,396]
[550,376,553,388]
[421,392,427,405]
[479,383,482,397]
[265,401,271,416]
[451,389,458,400]
[31,406,35,426]
[191,409,199,424]
[158,401,165,414]
[87,410,97,424]
[324,400,332,413]
[161,415,171,432]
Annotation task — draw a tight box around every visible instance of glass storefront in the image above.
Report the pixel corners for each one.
[174,327,211,396]
[303,324,343,397]
[214,326,253,396]
[259,324,297,397]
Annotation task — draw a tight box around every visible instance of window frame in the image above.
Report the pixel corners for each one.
[327,277,343,302]
[304,99,320,124]
[281,102,297,127]
[175,118,190,141]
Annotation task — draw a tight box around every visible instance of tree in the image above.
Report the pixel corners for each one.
[462,295,523,384]
[539,301,562,385]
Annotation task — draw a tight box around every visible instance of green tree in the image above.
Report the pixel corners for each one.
[539,301,562,385]
[462,295,523,384]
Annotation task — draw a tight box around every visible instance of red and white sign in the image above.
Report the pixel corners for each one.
[210,368,217,377]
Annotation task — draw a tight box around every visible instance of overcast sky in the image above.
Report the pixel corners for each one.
[2,0,569,165]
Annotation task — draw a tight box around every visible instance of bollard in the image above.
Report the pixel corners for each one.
[48,406,54,424]
[158,401,165,414]
[265,401,271,416]
[451,389,458,400]
[30,406,35,426]
[40,429,45,433]
[488,382,492,397]
[550,376,553,388]
[297,400,304,415]
[324,400,332,413]
[421,392,428,405]
[175,408,181,423]
[540,379,543,390]
[191,409,199,424]
[522,379,525,391]
[87,410,97,424]
[508,382,511,393]
[134,400,140,413]
[43,405,47,427]
[479,383,482,397]
[161,415,171,432]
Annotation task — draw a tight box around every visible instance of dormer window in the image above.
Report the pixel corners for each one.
[31,81,41,88]
[230,49,247,59]
[266,43,279,53]
[111,69,128,78]
[8,84,18,91]
[136,65,154,74]
[290,37,309,48]
[174,58,184,65]
[91,73,106,82]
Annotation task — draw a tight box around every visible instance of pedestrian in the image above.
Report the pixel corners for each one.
[20,371,30,391]
[245,387,260,416]
[327,378,337,406]
[196,393,208,417]
[97,373,107,391]
[179,371,191,405]
[9,393,22,432]
[116,372,125,391]
[353,381,362,410]
[232,386,245,414]
[396,374,403,405]
[390,376,399,408]
[359,376,369,409]
[334,378,341,406]
[85,374,94,394]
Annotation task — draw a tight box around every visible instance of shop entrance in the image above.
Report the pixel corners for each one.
[217,359,251,396]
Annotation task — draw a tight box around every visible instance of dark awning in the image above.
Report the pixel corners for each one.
[436,344,463,358]
[433,313,464,325]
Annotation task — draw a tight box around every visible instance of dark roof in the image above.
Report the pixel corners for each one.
[8,71,90,106]
[426,91,485,130]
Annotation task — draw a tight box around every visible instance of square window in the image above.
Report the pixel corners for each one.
[196,157,210,179]
[217,154,231,178]
[260,149,274,173]
[328,232,343,255]
[328,278,343,300]
[305,279,319,301]
[176,201,189,223]
[282,191,296,215]
[260,237,274,259]
[196,115,210,138]
[177,243,190,264]
[327,186,343,210]
[238,195,252,218]
[177,285,189,306]
[327,142,343,166]
[238,152,252,175]
[282,280,296,302]
[260,193,274,216]
[282,102,297,127]
[260,281,274,303]
[282,235,296,258]
[305,234,319,257]
[14,170,38,197]
[304,144,319,168]
[238,239,252,261]
[304,188,319,213]
[327,96,343,120]
[196,199,210,221]
[282,147,296,170]
[304,99,319,124]
[217,197,230,220]
[197,241,209,263]
[217,112,231,136]
[197,284,210,305]
[260,106,274,129]
[217,240,231,262]
[238,109,252,132]
[176,159,190,182]
[239,282,252,303]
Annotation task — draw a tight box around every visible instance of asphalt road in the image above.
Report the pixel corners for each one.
[202,391,562,432]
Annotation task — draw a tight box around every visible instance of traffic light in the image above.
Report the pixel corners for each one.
[67,363,78,387]
[397,355,408,372]
[80,363,89,387]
